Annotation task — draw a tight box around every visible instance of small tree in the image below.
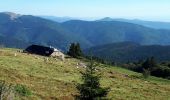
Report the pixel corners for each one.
[142,68,151,79]
[142,57,157,78]
[67,43,76,57]
[150,57,157,70]
[76,59,109,99]
[68,43,83,58]
[75,43,83,57]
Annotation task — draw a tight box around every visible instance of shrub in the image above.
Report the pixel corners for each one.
[14,84,32,96]
[151,66,170,79]
[142,68,150,79]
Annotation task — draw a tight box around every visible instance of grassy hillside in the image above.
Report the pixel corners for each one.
[0,48,170,100]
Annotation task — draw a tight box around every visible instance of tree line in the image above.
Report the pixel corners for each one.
[68,43,170,79]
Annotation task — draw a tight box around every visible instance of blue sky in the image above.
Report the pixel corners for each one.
[0,0,170,21]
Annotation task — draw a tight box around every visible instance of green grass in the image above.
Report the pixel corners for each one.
[0,48,170,100]
[15,84,32,96]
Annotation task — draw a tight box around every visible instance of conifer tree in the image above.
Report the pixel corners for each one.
[76,58,109,99]
[142,57,157,78]
[68,43,83,58]
[75,43,83,57]
[67,43,76,57]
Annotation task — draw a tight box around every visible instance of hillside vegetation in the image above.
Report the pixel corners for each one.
[85,42,170,63]
[0,48,170,100]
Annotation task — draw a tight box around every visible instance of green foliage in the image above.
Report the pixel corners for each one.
[151,66,170,79]
[75,43,83,57]
[68,43,76,57]
[76,59,109,99]
[120,57,170,79]
[142,68,150,78]
[68,43,83,58]
[142,57,157,78]
[85,42,170,63]
[142,58,155,71]
[14,84,32,96]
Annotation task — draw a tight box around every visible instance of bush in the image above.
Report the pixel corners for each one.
[151,66,170,79]
[142,69,150,79]
[14,84,32,96]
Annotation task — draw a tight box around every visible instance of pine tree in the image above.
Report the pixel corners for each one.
[68,43,83,58]
[150,57,157,71]
[142,57,157,78]
[76,58,109,99]
[67,43,76,58]
[75,43,83,57]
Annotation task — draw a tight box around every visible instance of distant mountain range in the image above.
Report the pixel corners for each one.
[85,42,170,63]
[41,16,170,30]
[1,12,170,51]
[62,20,170,46]
[0,12,90,50]
[40,16,75,23]
[98,17,170,30]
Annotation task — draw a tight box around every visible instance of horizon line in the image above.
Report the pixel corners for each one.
[1,11,170,22]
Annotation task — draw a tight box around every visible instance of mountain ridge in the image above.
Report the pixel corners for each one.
[98,17,170,30]
[1,12,170,51]
[62,20,170,46]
